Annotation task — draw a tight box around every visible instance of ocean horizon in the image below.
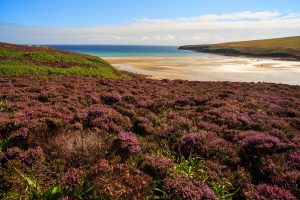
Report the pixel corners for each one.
[46,45,205,57]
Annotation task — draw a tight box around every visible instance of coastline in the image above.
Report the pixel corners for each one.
[178,45,300,61]
[104,56,300,85]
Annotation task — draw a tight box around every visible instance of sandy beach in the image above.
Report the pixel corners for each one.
[105,56,300,85]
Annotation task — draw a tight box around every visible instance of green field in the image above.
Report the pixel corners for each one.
[179,36,300,60]
[0,43,121,78]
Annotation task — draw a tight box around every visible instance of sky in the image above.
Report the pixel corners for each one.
[1,0,300,45]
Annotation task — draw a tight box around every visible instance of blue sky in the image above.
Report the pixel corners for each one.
[1,0,300,26]
[1,0,300,44]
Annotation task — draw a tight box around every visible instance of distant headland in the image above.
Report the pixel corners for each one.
[179,36,300,60]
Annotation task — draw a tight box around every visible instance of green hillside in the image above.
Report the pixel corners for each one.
[0,43,121,78]
[179,36,300,60]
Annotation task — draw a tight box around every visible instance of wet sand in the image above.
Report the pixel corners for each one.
[104,56,300,85]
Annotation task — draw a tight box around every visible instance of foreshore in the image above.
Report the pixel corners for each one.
[104,56,300,85]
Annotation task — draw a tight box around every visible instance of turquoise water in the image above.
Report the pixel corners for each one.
[48,45,201,57]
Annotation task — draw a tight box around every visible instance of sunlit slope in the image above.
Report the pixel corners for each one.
[0,43,121,77]
[179,36,300,60]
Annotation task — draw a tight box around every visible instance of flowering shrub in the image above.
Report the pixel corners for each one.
[178,132,239,166]
[178,132,206,157]
[90,159,111,174]
[272,171,300,198]
[249,184,296,200]
[111,132,142,157]
[202,185,217,200]
[20,146,43,165]
[284,153,300,170]
[11,127,28,140]
[0,76,299,199]
[241,133,283,156]
[5,147,21,159]
[87,106,131,133]
[164,174,216,200]
[101,92,122,104]
[60,196,72,200]
[61,168,84,190]
[0,147,21,164]
[140,155,173,178]
[133,117,154,135]
[164,175,203,200]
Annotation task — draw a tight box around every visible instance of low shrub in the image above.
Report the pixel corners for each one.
[164,174,216,200]
[111,132,142,158]
[241,133,284,156]
[140,155,173,178]
[248,184,296,200]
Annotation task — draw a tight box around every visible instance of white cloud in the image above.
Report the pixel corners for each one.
[165,35,176,40]
[195,11,281,21]
[1,11,300,45]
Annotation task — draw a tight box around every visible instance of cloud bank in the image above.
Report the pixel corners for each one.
[1,11,300,45]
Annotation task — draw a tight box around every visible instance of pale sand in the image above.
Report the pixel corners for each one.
[104,56,300,85]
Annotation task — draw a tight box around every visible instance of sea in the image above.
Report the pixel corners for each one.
[46,45,300,85]
[48,45,203,57]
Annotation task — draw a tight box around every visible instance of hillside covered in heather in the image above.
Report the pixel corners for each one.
[0,44,300,200]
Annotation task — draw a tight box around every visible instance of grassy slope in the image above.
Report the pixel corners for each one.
[180,36,300,59]
[0,43,121,78]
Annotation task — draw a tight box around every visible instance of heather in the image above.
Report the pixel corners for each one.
[0,76,299,199]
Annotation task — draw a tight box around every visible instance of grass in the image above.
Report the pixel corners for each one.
[0,43,121,78]
[180,36,300,59]
[174,155,238,200]
[210,36,300,57]
[0,61,118,78]
[212,36,300,51]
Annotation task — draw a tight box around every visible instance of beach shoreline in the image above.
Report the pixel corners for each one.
[104,56,300,85]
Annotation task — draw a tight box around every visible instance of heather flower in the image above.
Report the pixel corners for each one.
[178,132,239,165]
[255,156,279,180]
[112,132,142,157]
[101,92,122,104]
[74,111,89,122]
[164,175,203,200]
[169,113,192,130]
[73,122,83,130]
[284,153,300,170]
[90,95,100,104]
[60,196,72,200]
[202,185,217,200]
[11,127,28,140]
[140,155,173,178]
[175,95,192,106]
[92,159,111,174]
[241,133,283,156]
[133,117,154,135]
[6,147,21,159]
[250,184,296,200]
[0,147,19,164]
[272,171,300,196]
[87,106,131,132]
[174,95,207,106]
[61,168,84,190]
[178,132,204,157]
[20,146,43,165]
[289,118,300,130]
